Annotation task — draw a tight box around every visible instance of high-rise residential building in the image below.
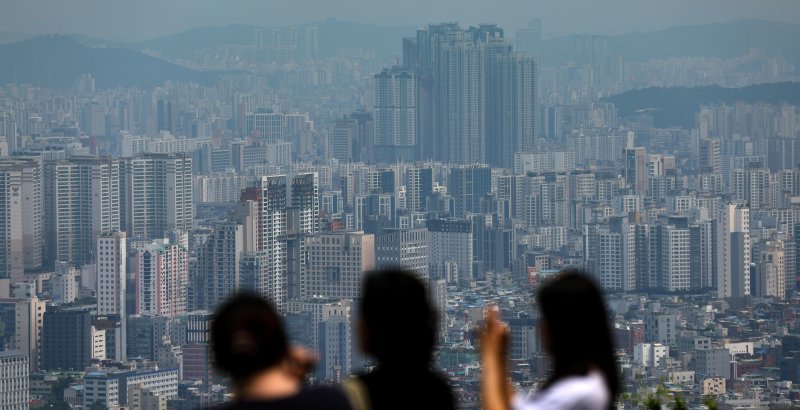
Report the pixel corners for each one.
[120,153,192,240]
[655,225,691,292]
[754,240,786,299]
[193,221,244,311]
[515,19,542,61]
[731,167,772,209]
[406,166,434,213]
[625,147,648,196]
[375,228,429,279]
[41,309,92,371]
[717,203,750,299]
[156,99,178,135]
[303,232,375,299]
[584,216,636,292]
[133,232,189,317]
[0,157,42,281]
[699,138,721,174]
[428,278,448,342]
[689,220,715,291]
[43,156,120,266]
[410,23,536,166]
[14,297,45,372]
[96,231,127,362]
[427,218,473,286]
[0,351,29,410]
[450,165,492,218]
[257,175,289,308]
[489,51,537,168]
[373,67,417,162]
[289,172,320,235]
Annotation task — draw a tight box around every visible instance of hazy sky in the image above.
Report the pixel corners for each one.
[2,0,800,41]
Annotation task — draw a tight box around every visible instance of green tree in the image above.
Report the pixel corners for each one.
[703,395,718,410]
[643,394,661,410]
[673,395,688,410]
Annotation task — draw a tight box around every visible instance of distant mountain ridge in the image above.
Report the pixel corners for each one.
[129,19,415,60]
[0,35,220,89]
[604,82,800,128]
[541,19,800,66]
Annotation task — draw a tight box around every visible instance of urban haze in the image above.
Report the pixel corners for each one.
[1,0,800,409]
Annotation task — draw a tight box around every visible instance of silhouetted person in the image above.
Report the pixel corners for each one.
[345,268,456,410]
[210,293,352,410]
[481,270,619,410]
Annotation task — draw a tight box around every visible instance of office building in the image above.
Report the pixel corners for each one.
[41,309,92,371]
[427,218,473,286]
[0,351,28,410]
[303,232,375,299]
[84,368,179,408]
[375,228,429,279]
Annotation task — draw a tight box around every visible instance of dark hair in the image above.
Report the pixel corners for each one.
[360,267,438,368]
[211,293,289,386]
[537,270,619,406]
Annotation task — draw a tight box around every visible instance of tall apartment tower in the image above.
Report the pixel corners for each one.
[450,165,492,218]
[373,67,417,163]
[0,157,42,281]
[43,156,120,266]
[121,153,192,240]
[717,204,751,299]
[96,231,127,362]
[259,175,289,308]
[133,232,189,317]
[406,166,434,213]
[410,23,537,167]
[193,221,245,311]
[625,147,648,196]
[514,19,542,61]
[14,297,46,372]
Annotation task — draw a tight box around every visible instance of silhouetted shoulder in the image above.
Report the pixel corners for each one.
[209,386,353,410]
[358,368,456,410]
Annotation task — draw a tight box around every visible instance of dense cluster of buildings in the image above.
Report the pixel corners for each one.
[0,19,799,410]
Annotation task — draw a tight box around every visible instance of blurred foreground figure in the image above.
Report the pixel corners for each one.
[344,268,456,410]
[481,270,619,410]
[210,293,352,410]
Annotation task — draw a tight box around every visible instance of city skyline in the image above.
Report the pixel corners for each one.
[1,4,800,409]
[2,0,800,41]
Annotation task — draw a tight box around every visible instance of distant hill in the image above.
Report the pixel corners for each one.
[0,30,30,44]
[0,35,220,89]
[135,24,259,59]
[305,18,413,58]
[133,19,414,60]
[603,82,800,128]
[541,20,800,67]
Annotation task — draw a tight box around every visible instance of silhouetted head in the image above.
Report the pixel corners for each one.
[211,293,289,388]
[536,270,619,403]
[359,268,438,369]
